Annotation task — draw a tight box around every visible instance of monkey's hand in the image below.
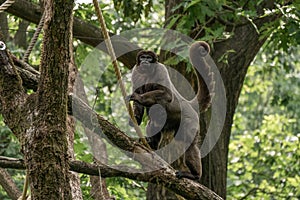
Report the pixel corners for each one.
[127,92,142,103]
[127,94,144,126]
[125,94,132,103]
[126,93,141,104]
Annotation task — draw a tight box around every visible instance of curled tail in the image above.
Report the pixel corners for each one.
[189,41,215,112]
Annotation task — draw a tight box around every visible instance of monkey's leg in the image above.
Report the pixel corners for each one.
[145,127,161,149]
[184,143,202,180]
[131,87,146,125]
[175,142,202,181]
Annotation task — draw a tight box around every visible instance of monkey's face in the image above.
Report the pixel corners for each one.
[139,54,154,65]
[136,51,158,75]
[137,50,158,64]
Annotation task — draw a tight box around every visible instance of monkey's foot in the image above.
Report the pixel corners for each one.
[175,171,200,181]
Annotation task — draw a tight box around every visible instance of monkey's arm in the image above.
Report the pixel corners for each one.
[130,89,172,107]
[129,86,145,126]
[132,101,144,125]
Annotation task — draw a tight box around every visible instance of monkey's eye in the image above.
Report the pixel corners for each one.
[140,55,153,63]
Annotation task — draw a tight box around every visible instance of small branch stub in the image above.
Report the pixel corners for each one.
[0,41,6,50]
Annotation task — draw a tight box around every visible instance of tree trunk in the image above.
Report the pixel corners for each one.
[200,13,279,199]
[22,0,74,199]
[0,13,9,41]
[67,23,83,199]
[145,1,283,199]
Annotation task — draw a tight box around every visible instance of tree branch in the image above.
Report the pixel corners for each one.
[0,156,223,200]
[0,0,140,68]
[70,95,223,199]
[0,168,22,200]
[0,38,27,139]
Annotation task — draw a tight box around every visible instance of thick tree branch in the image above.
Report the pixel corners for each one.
[69,94,170,169]
[11,54,39,91]
[70,95,223,199]
[0,156,223,200]
[0,0,140,68]
[0,168,22,200]
[0,38,27,139]
[1,0,295,199]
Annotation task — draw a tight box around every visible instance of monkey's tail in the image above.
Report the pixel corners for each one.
[189,41,215,112]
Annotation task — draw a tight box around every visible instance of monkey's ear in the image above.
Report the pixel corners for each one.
[153,52,158,62]
[136,50,146,63]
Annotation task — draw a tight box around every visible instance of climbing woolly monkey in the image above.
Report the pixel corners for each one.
[129,41,214,180]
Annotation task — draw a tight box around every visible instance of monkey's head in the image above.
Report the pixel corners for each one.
[136,50,158,65]
[135,50,158,74]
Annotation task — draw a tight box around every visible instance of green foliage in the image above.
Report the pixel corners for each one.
[166,0,237,39]
[164,0,300,49]
[163,0,300,67]
[3,14,43,64]
[0,115,21,157]
[0,115,24,200]
[74,124,147,199]
[74,126,93,163]
[228,45,300,199]
[261,2,300,51]
[75,0,164,33]
[74,3,116,31]
[107,178,147,200]
[113,0,153,22]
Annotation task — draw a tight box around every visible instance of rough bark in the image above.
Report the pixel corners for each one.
[90,174,111,200]
[67,20,83,199]
[0,0,75,199]
[20,0,74,199]
[1,154,222,199]
[0,95,224,200]
[146,129,191,200]
[70,95,222,199]
[1,52,222,199]
[0,13,9,41]
[0,168,22,200]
